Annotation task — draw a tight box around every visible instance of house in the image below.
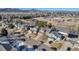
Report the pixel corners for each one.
[48,31,65,41]
[0,36,10,44]
[12,40,26,51]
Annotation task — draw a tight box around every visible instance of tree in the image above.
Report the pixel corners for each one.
[51,47,57,51]
[1,28,8,36]
[36,27,40,34]
[41,48,46,51]
[48,23,52,28]
[40,41,44,44]
[0,15,2,21]
[21,16,32,19]
[8,23,15,29]
[49,41,53,44]
[33,45,38,50]
[0,23,2,26]
[49,27,57,33]
[67,47,71,51]
[61,35,65,40]
[35,20,47,27]
[27,26,30,30]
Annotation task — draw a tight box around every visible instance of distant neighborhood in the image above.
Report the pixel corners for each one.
[0,8,79,51]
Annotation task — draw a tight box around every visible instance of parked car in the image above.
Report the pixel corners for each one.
[68,31,78,38]
[41,48,46,51]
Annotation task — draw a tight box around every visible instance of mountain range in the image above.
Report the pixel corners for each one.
[0,8,39,12]
[0,8,79,12]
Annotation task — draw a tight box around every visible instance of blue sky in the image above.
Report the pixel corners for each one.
[19,8,79,11]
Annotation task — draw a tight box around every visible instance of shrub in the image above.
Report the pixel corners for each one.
[8,23,15,29]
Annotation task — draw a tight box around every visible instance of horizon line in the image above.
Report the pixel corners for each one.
[18,8,79,11]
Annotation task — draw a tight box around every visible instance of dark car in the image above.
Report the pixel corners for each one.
[33,45,38,50]
[51,47,57,51]
[66,47,71,51]
[41,48,46,51]
[68,31,78,38]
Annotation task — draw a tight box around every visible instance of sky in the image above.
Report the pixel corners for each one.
[19,8,79,11]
